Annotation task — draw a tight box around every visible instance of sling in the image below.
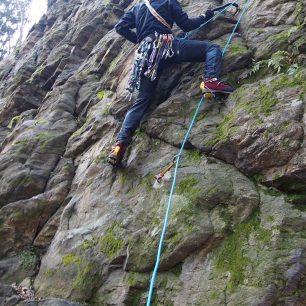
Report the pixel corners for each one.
[143,0,172,29]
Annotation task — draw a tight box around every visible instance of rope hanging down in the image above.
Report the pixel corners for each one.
[146,0,253,305]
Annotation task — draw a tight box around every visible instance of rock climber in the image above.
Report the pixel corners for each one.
[107,0,235,166]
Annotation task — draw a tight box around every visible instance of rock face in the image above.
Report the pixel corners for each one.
[0,0,306,305]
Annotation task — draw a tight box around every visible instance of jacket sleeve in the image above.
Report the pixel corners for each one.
[170,0,205,32]
[114,8,138,44]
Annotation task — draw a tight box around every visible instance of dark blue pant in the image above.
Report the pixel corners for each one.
[117,39,222,145]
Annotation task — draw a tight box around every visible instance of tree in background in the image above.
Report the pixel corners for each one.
[0,0,31,60]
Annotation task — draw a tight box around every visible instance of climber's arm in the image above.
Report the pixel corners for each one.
[115,8,137,44]
[170,0,206,32]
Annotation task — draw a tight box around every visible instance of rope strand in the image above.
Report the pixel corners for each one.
[146,1,252,305]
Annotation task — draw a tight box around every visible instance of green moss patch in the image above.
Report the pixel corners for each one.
[72,262,96,291]
[45,268,57,277]
[8,115,22,129]
[176,175,198,195]
[211,69,306,146]
[186,149,202,162]
[80,238,97,253]
[96,90,106,100]
[285,192,306,210]
[62,253,79,266]
[99,224,124,259]
[211,112,237,145]
[61,253,98,294]
[94,152,108,164]
[216,210,271,291]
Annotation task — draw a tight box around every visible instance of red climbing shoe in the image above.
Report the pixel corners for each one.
[200,77,235,95]
[107,142,126,166]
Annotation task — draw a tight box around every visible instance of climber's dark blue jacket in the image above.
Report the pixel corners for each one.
[115,0,205,44]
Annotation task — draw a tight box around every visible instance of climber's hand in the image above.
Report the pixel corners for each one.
[203,9,214,20]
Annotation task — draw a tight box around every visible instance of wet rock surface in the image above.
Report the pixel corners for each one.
[0,0,306,305]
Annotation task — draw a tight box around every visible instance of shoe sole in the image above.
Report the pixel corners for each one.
[107,156,119,166]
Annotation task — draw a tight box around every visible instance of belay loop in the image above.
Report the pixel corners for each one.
[126,33,174,98]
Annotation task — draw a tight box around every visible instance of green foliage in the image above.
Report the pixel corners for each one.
[267,51,290,73]
[20,248,38,271]
[250,51,301,77]
[287,64,299,76]
[0,0,33,60]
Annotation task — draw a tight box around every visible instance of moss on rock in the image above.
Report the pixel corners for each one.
[99,223,124,259]
[215,210,271,291]
[8,115,22,129]
[62,253,79,266]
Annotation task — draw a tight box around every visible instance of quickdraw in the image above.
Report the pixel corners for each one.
[145,33,174,81]
[126,33,174,98]
[126,36,153,100]
[154,154,179,183]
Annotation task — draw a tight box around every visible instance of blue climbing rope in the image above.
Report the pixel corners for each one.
[146,1,253,305]
[222,0,253,56]
[146,96,204,306]
[180,0,240,40]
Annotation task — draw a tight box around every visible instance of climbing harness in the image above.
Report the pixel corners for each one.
[126,33,174,99]
[146,0,253,305]
[154,155,179,183]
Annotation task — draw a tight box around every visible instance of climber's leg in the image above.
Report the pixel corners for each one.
[108,73,159,166]
[172,39,234,94]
